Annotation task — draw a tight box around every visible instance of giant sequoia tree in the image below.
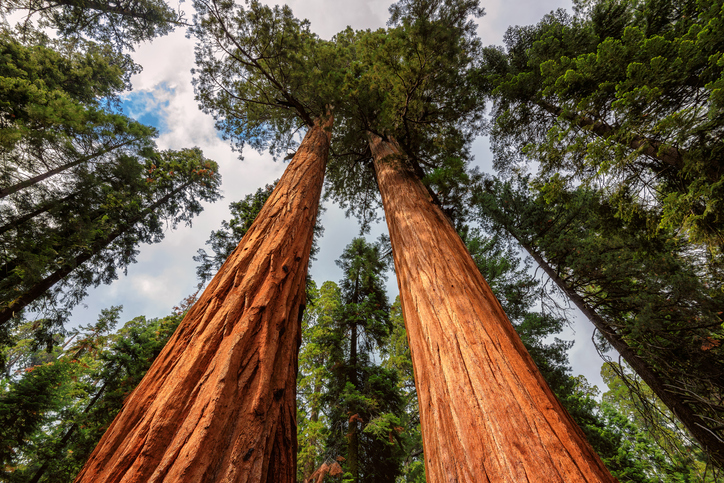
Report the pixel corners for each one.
[75,1,336,480]
[317,0,615,478]
[75,118,331,482]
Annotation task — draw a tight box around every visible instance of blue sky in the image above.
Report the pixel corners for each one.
[120,86,172,133]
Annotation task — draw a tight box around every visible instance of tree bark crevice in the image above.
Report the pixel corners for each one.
[368,132,617,482]
[75,116,332,483]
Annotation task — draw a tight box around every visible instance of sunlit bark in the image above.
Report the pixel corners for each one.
[369,132,617,482]
[75,117,332,483]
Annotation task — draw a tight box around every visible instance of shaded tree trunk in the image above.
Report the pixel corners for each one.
[537,100,684,170]
[0,138,136,199]
[74,117,332,483]
[303,379,323,480]
[0,192,77,236]
[518,240,724,467]
[348,321,359,482]
[368,133,617,482]
[0,179,197,326]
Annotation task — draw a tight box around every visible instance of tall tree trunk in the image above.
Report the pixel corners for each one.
[368,133,617,482]
[0,138,136,199]
[518,240,724,467]
[74,116,332,483]
[303,378,323,480]
[348,320,359,482]
[0,192,77,236]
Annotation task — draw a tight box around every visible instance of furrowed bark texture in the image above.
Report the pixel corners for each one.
[74,118,332,483]
[368,133,617,483]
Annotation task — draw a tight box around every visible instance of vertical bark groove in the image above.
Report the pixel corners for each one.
[368,133,617,483]
[74,117,332,483]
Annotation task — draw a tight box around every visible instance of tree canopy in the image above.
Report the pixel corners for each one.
[0,0,220,365]
[480,0,724,249]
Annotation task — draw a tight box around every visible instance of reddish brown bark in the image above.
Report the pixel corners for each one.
[74,117,332,483]
[368,133,618,482]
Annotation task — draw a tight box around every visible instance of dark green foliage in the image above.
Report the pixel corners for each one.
[0,144,221,346]
[191,0,332,155]
[481,0,724,248]
[0,303,187,482]
[473,173,724,467]
[323,0,487,227]
[0,356,73,465]
[192,0,486,229]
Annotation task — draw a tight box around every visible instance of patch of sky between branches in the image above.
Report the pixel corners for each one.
[119,82,175,133]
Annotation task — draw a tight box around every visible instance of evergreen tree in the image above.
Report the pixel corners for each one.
[382,229,663,482]
[76,116,330,482]
[76,1,337,477]
[297,280,339,481]
[473,174,724,466]
[0,143,221,334]
[297,239,405,483]
[326,238,403,483]
[307,0,617,478]
[479,0,724,248]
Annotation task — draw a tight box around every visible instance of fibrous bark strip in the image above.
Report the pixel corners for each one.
[369,133,617,483]
[75,117,332,483]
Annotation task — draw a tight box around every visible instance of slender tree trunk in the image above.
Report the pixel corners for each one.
[0,179,197,326]
[303,378,323,479]
[348,275,360,482]
[0,192,77,236]
[537,100,684,169]
[348,320,359,482]
[368,133,617,482]
[519,240,724,467]
[0,203,114,284]
[74,116,332,483]
[0,138,136,199]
